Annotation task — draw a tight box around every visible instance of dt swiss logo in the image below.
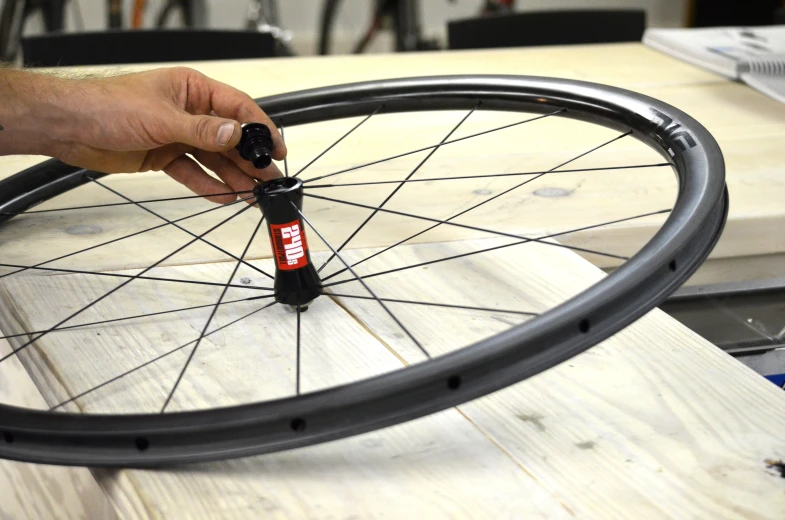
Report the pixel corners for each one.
[270,221,309,270]
[650,108,697,154]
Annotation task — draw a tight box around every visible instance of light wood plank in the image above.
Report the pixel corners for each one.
[4,235,785,518]
[37,43,729,95]
[0,338,119,520]
[1,45,782,282]
[330,238,785,519]
[0,260,573,519]
[680,253,785,286]
[0,109,675,274]
[1,79,783,284]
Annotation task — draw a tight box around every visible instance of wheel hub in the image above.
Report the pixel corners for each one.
[254,177,322,308]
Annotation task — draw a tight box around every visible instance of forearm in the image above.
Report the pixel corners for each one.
[0,65,284,200]
[0,68,84,157]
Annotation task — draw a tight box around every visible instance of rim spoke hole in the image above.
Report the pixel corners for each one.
[135,437,150,451]
[447,375,461,390]
[579,319,591,334]
[669,260,677,272]
[3,432,13,444]
[291,418,307,432]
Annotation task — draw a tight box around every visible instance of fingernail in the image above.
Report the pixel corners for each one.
[216,122,235,146]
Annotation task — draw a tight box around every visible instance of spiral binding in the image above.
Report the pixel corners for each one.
[739,55,785,76]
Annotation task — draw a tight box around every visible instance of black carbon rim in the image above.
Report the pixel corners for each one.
[0,75,727,467]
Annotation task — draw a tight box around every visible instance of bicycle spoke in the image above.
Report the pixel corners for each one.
[0,262,272,291]
[0,204,255,365]
[50,301,278,411]
[297,206,430,359]
[90,178,273,280]
[308,192,638,274]
[296,304,302,395]
[293,106,382,178]
[280,124,289,177]
[160,214,266,412]
[0,294,275,341]
[303,109,565,184]
[325,292,538,316]
[0,190,252,216]
[305,163,671,188]
[319,131,632,280]
[323,208,670,288]
[318,104,478,273]
[0,195,255,282]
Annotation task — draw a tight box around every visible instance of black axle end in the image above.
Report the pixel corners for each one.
[237,123,274,170]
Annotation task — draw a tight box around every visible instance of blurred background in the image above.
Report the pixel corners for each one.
[1,0,783,66]
[0,1,687,57]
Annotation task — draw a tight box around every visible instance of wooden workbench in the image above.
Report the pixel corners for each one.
[1,43,785,519]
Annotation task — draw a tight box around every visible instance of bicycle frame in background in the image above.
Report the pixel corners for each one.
[0,0,289,62]
[0,0,73,61]
[318,0,516,55]
[245,0,293,55]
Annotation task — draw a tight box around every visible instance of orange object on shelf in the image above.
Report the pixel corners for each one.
[132,0,146,29]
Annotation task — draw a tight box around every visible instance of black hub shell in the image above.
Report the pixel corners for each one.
[255,177,322,306]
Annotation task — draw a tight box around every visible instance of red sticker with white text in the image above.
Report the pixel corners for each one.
[269,221,309,270]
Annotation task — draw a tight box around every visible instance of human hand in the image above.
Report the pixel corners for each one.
[30,67,286,204]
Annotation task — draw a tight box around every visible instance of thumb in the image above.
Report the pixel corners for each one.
[170,114,241,152]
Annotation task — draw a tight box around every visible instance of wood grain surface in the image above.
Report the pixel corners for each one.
[1,237,784,518]
[0,339,118,520]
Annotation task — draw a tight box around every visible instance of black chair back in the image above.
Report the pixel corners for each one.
[22,29,276,67]
[691,0,782,26]
[448,10,646,50]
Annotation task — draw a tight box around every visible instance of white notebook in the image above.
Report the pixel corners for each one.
[643,25,785,104]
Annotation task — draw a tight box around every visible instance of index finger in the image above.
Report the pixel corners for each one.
[204,76,287,161]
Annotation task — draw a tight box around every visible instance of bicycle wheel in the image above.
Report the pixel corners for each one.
[0,75,727,467]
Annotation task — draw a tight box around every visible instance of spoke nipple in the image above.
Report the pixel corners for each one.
[290,304,310,312]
